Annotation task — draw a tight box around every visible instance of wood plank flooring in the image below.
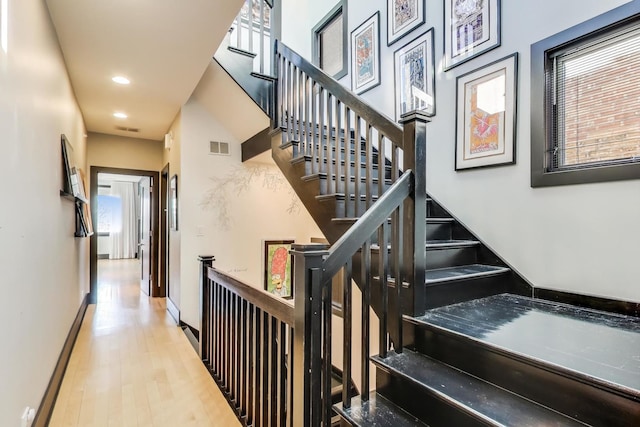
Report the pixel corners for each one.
[49,259,240,427]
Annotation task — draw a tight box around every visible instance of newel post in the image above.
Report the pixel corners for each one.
[401,111,430,317]
[198,255,216,362]
[290,243,330,427]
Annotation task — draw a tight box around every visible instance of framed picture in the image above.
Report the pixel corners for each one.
[455,53,518,170]
[394,28,435,121]
[264,240,294,298]
[170,174,178,230]
[444,0,501,71]
[60,134,74,195]
[351,12,381,94]
[387,0,425,46]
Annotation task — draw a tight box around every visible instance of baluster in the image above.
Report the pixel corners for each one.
[311,81,318,174]
[342,259,353,409]
[270,317,278,427]
[326,94,334,190]
[236,296,242,405]
[225,289,231,390]
[254,307,262,427]
[293,70,304,145]
[247,304,255,425]
[248,0,254,53]
[237,1,244,49]
[395,201,404,354]
[365,125,373,209]
[241,300,248,416]
[335,100,342,194]
[378,134,389,358]
[259,0,265,74]
[262,311,270,427]
[318,87,326,175]
[305,74,312,157]
[343,108,352,217]
[354,115,362,216]
[278,322,287,427]
[287,326,294,427]
[322,264,332,426]
[361,239,371,400]
[231,293,237,401]
[215,284,221,377]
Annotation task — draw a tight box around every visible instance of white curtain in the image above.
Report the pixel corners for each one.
[109,181,138,259]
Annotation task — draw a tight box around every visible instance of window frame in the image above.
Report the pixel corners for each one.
[530,1,640,187]
[312,0,348,80]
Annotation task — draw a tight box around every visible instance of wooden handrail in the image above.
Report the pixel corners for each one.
[275,40,403,146]
[208,267,294,326]
[322,170,413,282]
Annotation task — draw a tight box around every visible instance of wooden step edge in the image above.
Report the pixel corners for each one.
[424,264,511,285]
[227,45,256,58]
[402,314,640,402]
[372,351,586,427]
[332,216,454,225]
[333,392,428,427]
[250,71,276,82]
[371,240,479,252]
[316,193,346,202]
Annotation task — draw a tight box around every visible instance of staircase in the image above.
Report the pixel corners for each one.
[214,3,640,425]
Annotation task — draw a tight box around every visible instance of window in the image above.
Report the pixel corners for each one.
[531,2,640,187]
[312,0,348,80]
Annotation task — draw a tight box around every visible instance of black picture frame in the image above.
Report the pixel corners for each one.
[60,134,74,195]
[454,53,518,171]
[387,0,426,46]
[312,0,348,80]
[444,0,501,71]
[394,28,436,121]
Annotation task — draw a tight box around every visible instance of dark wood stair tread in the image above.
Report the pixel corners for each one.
[425,264,510,285]
[333,392,429,427]
[372,350,585,426]
[371,240,480,252]
[411,293,640,396]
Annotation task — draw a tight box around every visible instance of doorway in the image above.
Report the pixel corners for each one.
[89,167,160,303]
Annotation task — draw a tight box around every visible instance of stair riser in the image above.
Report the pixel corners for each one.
[427,200,449,218]
[409,322,640,426]
[315,177,389,197]
[331,221,453,244]
[375,367,488,427]
[424,274,515,309]
[297,158,392,180]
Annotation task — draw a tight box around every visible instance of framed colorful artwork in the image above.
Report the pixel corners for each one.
[264,240,294,298]
[351,12,381,94]
[387,0,425,46]
[444,0,501,71]
[394,28,435,121]
[455,53,517,170]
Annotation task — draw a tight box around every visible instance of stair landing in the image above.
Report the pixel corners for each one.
[417,293,640,393]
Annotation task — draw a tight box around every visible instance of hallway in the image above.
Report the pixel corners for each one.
[49,259,240,426]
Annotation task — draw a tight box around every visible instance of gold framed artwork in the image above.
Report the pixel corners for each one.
[455,53,517,170]
[444,0,501,70]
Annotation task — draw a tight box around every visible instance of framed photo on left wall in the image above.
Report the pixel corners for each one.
[264,240,294,299]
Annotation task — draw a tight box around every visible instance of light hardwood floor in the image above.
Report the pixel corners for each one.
[49,259,240,427]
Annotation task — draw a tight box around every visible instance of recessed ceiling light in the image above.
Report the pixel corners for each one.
[113,112,128,119]
[112,76,130,85]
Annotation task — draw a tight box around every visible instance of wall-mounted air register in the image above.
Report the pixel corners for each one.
[210,141,230,156]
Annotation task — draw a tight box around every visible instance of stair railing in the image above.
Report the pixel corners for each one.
[199,257,295,426]
[230,0,276,75]
[274,40,406,218]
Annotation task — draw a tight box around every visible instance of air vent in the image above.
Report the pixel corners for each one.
[210,141,230,155]
[115,126,140,133]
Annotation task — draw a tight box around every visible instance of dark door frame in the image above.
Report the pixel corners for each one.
[159,163,169,298]
[89,166,160,303]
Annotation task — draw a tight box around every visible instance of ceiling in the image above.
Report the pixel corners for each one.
[46,0,245,141]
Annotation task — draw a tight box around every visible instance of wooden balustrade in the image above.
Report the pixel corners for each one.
[200,258,294,427]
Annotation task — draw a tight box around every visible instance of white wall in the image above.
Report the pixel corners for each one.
[280,0,640,302]
[178,96,323,327]
[0,0,88,423]
[164,113,182,309]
